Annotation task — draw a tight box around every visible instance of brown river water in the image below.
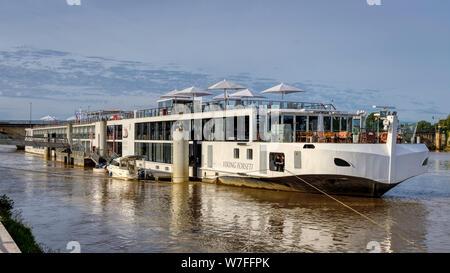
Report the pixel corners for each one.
[0,146,449,253]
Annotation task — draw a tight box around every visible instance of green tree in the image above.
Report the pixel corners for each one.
[416,120,433,133]
[433,114,450,132]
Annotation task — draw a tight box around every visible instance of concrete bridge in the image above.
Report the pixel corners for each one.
[0,122,31,137]
[0,120,105,166]
[0,120,70,149]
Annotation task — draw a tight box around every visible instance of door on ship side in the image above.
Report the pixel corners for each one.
[191,141,202,178]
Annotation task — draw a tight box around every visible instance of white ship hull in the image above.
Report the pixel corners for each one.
[200,142,429,197]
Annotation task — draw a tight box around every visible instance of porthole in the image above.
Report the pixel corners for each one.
[334,158,351,167]
[303,144,315,149]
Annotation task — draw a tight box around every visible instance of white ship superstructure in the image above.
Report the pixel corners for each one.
[24,84,429,197]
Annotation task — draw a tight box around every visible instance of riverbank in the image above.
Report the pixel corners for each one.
[0,194,44,253]
[0,221,21,253]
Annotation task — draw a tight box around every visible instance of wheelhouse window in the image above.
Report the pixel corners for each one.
[308,116,318,131]
[323,116,332,132]
[333,117,340,132]
[295,116,307,132]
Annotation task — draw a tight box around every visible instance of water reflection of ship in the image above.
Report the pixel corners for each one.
[169,183,429,252]
[170,183,203,235]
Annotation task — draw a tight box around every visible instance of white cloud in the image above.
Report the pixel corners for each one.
[0,90,2,96]
[66,0,81,6]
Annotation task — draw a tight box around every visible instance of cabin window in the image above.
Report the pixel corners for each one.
[107,142,122,156]
[333,117,340,132]
[323,116,332,132]
[244,116,249,141]
[213,118,225,141]
[226,116,236,141]
[308,116,318,131]
[234,148,239,159]
[163,121,172,140]
[203,118,214,141]
[340,117,348,132]
[163,143,172,164]
[107,125,122,140]
[269,152,285,172]
[155,143,163,162]
[283,115,294,128]
[295,116,307,132]
[267,115,280,131]
[247,149,253,160]
[192,119,202,140]
[143,123,148,140]
[135,123,143,140]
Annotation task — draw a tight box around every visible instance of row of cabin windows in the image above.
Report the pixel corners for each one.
[134,142,172,164]
[135,121,173,141]
[73,126,95,139]
[32,126,95,139]
[233,148,253,160]
[135,116,250,141]
[135,142,200,165]
[283,115,353,132]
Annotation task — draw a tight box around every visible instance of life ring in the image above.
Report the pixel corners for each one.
[380,132,388,143]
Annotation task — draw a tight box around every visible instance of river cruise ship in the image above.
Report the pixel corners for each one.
[24,83,429,197]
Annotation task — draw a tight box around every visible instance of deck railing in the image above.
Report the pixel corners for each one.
[255,130,404,144]
[135,100,336,119]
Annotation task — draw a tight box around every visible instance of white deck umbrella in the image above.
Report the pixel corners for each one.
[175,86,212,99]
[229,89,265,105]
[229,88,265,99]
[261,83,305,100]
[160,89,190,99]
[207,79,245,108]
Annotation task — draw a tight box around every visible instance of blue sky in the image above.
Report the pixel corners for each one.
[0,0,448,121]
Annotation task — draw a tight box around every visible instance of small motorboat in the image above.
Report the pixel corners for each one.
[106,155,144,180]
